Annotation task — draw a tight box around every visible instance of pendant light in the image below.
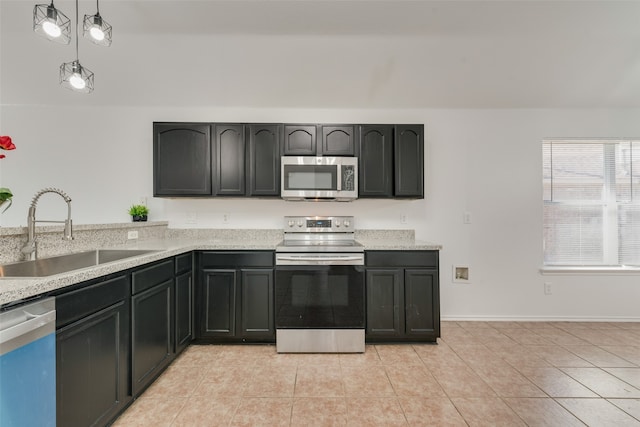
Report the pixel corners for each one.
[33,1,71,44]
[83,0,112,46]
[60,0,94,93]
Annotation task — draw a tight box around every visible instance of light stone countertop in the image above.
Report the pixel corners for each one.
[0,236,441,307]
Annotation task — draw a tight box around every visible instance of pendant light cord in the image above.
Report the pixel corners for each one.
[74,0,79,61]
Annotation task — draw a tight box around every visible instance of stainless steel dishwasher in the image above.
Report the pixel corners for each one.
[0,297,56,426]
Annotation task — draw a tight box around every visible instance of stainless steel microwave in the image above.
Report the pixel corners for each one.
[281,156,358,201]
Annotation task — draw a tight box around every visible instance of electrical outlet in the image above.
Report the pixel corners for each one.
[127,230,139,240]
[463,211,472,224]
[400,214,407,224]
[544,282,552,295]
[223,213,230,223]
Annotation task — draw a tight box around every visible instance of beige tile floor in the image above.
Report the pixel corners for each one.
[113,321,640,426]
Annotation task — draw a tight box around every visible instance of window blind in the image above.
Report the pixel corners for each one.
[543,140,640,266]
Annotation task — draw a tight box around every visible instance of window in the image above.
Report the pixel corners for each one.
[543,139,640,266]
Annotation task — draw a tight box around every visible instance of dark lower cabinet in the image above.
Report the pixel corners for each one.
[365,251,440,343]
[131,260,174,397]
[196,251,275,343]
[53,253,193,426]
[55,275,131,427]
[175,253,193,354]
[241,269,274,339]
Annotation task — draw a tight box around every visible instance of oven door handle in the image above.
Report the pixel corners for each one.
[276,255,363,262]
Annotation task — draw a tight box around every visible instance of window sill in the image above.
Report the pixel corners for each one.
[541,266,640,276]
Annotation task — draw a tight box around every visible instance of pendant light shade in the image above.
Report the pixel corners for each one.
[83,0,112,47]
[33,2,71,44]
[60,60,94,93]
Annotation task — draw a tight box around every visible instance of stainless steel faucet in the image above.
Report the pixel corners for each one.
[20,188,74,260]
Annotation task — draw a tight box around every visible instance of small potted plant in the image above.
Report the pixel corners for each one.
[128,204,149,222]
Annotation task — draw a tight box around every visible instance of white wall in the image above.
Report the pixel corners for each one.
[1,104,639,321]
[2,0,638,321]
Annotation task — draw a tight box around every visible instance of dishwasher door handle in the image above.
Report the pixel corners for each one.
[0,309,56,346]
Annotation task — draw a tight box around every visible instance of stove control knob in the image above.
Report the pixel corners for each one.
[287,220,295,227]
[297,220,304,227]
[335,220,341,227]
[343,220,351,228]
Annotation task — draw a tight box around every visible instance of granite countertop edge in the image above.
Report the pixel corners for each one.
[0,237,442,306]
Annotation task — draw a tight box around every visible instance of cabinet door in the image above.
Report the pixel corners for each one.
[214,124,246,196]
[153,123,211,196]
[175,271,193,354]
[394,125,424,197]
[131,280,173,396]
[283,124,317,155]
[358,125,393,197]
[57,301,130,427]
[200,269,238,338]
[247,124,281,196]
[404,269,439,339]
[241,269,274,340]
[365,269,403,337]
[320,125,355,156]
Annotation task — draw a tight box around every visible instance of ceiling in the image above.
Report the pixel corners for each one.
[2,0,640,108]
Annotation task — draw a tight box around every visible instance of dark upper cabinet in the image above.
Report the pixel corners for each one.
[247,124,281,196]
[214,124,246,196]
[394,125,424,198]
[320,125,356,156]
[358,124,424,199]
[283,124,355,156]
[153,123,212,196]
[283,124,317,155]
[358,125,394,197]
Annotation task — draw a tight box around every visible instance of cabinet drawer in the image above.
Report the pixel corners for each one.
[175,252,193,275]
[198,251,274,268]
[56,275,129,328]
[366,251,438,268]
[132,259,174,294]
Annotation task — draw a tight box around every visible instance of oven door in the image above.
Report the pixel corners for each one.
[275,264,365,329]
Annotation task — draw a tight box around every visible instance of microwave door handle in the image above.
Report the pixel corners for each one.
[336,165,341,191]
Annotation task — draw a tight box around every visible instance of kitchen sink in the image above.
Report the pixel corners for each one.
[0,249,159,278]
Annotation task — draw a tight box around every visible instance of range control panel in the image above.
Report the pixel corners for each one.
[284,216,355,232]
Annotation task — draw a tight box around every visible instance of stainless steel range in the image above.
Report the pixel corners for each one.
[275,216,365,353]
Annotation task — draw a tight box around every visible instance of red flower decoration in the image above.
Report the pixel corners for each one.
[0,136,15,151]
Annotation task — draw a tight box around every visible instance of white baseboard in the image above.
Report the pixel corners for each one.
[442,315,640,322]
